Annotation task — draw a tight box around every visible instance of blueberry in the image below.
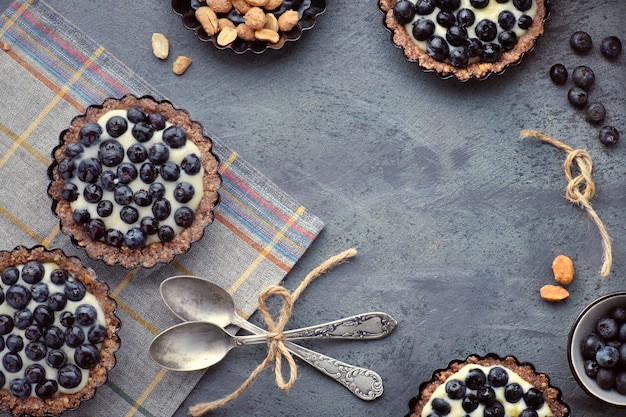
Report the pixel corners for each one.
[160,161,181,182]
[465,368,486,389]
[498,31,518,51]
[33,305,54,327]
[59,311,74,327]
[616,372,626,395]
[469,0,489,7]
[572,65,595,90]
[97,199,114,217]
[513,0,532,11]
[120,205,139,224]
[585,102,606,124]
[596,367,615,390]
[426,35,449,61]
[482,43,502,62]
[567,87,588,108]
[523,388,545,409]
[518,15,533,30]
[181,155,202,177]
[105,229,125,247]
[106,115,128,138]
[0,371,6,390]
[57,158,76,180]
[9,378,30,398]
[445,379,466,399]
[461,393,479,412]
[412,19,435,41]
[58,364,82,388]
[25,341,46,360]
[613,307,626,322]
[570,31,593,54]
[127,107,147,123]
[65,143,84,157]
[98,139,125,167]
[596,345,620,367]
[158,225,175,242]
[125,227,147,249]
[456,8,475,27]
[88,324,107,344]
[72,208,91,224]
[0,315,13,335]
[619,324,626,342]
[6,285,31,310]
[35,380,58,398]
[598,126,619,146]
[436,11,456,28]
[65,326,85,348]
[20,261,43,285]
[14,309,33,330]
[477,385,496,404]
[77,158,102,184]
[475,19,497,42]
[47,292,68,311]
[498,10,516,30]
[152,198,172,220]
[1,267,19,285]
[601,36,622,59]
[117,162,138,184]
[86,218,106,240]
[140,162,158,183]
[488,366,509,387]
[6,334,23,352]
[174,207,195,227]
[140,217,159,235]
[446,25,468,47]
[24,326,43,342]
[43,326,65,349]
[504,382,524,402]
[61,183,79,202]
[99,170,118,191]
[75,304,97,326]
[581,333,605,359]
[74,344,101,369]
[597,317,619,339]
[431,397,451,415]
[132,122,155,142]
[449,49,469,67]
[148,113,166,131]
[134,189,153,207]
[77,123,102,147]
[415,0,435,14]
[149,182,167,200]
[127,143,148,163]
[484,401,505,417]
[31,282,49,303]
[46,349,67,369]
[0,336,4,351]
[174,182,195,203]
[3,352,22,372]
[549,63,568,85]
[393,0,416,24]
[84,184,105,204]
[65,280,86,301]
[148,142,170,165]
[25,364,46,384]
[114,184,134,205]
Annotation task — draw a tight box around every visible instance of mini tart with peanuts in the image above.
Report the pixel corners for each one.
[406,354,569,417]
[380,0,549,81]
[171,0,326,53]
[0,246,119,417]
[48,95,221,269]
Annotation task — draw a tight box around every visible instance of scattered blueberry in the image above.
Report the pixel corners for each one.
[570,31,593,54]
[571,65,595,90]
[549,64,568,85]
[585,102,606,124]
[567,87,588,108]
[598,126,619,146]
[600,36,622,59]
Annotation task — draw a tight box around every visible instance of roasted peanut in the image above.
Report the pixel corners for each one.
[218,18,236,31]
[206,0,233,13]
[255,28,280,43]
[277,9,299,32]
[552,255,574,285]
[246,0,269,6]
[231,0,252,14]
[236,23,257,41]
[195,6,219,36]
[264,0,282,10]
[172,56,192,75]
[151,33,169,59]
[217,26,238,46]
[540,285,570,302]
[243,7,267,30]
[264,13,278,32]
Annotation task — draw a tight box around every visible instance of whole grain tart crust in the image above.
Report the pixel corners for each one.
[48,95,222,269]
[0,246,119,417]
[406,354,569,417]
[379,0,549,81]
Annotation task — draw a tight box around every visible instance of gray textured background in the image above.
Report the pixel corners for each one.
[2,0,626,416]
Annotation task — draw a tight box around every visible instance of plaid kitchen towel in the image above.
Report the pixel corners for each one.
[0,1,324,416]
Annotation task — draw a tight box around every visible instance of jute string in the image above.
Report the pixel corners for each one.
[189,248,358,416]
[522,129,612,277]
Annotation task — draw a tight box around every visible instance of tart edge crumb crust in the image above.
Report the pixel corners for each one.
[406,354,570,417]
[379,0,549,81]
[0,246,120,417]
[48,95,222,269]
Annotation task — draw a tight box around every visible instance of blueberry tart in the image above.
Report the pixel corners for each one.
[48,95,221,269]
[406,354,569,417]
[380,0,549,81]
[0,246,119,417]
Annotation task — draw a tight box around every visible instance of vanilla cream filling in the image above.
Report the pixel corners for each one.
[0,263,105,396]
[420,364,553,417]
[69,109,205,245]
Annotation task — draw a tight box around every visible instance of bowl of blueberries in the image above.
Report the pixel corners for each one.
[568,291,626,406]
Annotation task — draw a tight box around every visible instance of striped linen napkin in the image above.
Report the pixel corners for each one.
[0,1,324,416]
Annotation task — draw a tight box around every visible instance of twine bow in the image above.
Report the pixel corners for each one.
[189,248,358,416]
[522,129,612,276]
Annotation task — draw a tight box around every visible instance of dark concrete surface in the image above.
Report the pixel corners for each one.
[2,0,626,416]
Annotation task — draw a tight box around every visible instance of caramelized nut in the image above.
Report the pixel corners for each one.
[265,0,283,10]
[255,28,280,43]
[217,26,238,46]
[172,56,192,75]
[236,23,257,41]
[246,0,269,6]
[540,284,570,302]
[232,0,252,14]
[244,7,267,30]
[195,6,219,36]
[552,254,574,285]
[218,17,236,30]
[151,33,169,59]
[277,9,299,32]
[206,0,233,13]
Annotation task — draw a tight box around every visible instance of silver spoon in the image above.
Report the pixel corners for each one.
[158,275,394,400]
[150,310,395,371]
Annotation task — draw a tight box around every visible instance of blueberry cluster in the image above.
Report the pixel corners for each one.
[549,31,622,146]
[57,107,203,249]
[428,366,546,417]
[392,0,535,67]
[580,306,626,394]
[0,262,104,399]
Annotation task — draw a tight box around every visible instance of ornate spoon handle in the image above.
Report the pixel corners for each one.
[233,316,384,401]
